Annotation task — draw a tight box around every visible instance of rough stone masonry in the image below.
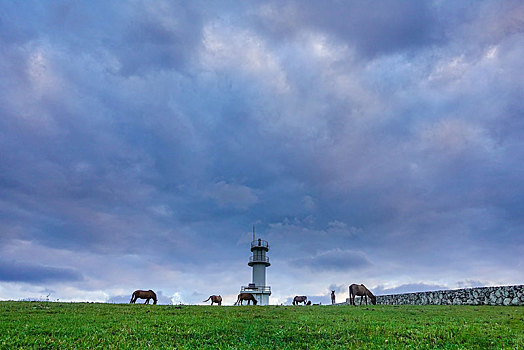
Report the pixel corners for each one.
[373,285,523,306]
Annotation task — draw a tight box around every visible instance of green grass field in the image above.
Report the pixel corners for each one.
[0,302,523,349]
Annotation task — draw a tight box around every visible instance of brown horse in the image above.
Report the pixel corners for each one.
[293,296,307,305]
[349,284,376,305]
[203,295,222,305]
[331,290,336,304]
[234,293,258,305]
[130,290,157,304]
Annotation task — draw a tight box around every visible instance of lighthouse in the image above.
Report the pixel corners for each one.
[240,227,271,305]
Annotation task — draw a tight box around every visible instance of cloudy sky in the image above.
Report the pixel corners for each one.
[1,1,523,305]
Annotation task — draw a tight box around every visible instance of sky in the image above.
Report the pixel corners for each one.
[0,0,523,305]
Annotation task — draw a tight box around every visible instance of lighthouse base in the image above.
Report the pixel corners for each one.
[240,285,271,305]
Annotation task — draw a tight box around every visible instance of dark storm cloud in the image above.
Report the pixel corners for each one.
[252,0,443,57]
[116,2,204,75]
[0,260,82,283]
[0,1,523,302]
[290,249,372,272]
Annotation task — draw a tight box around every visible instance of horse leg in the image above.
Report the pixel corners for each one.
[144,298,149,304]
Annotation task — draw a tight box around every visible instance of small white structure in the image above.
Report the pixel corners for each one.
[240,227,271,305]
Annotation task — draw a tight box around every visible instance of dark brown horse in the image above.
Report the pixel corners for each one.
[349,284,376,305]
[331,290,336,304]
[234,293,258,305]
[203,295,222,305]
[293,296,307,305]
[130,290,157,304]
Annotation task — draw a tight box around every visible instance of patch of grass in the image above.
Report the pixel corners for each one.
[0,302,522,349]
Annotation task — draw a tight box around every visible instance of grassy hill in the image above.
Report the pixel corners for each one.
[1,301,522,349]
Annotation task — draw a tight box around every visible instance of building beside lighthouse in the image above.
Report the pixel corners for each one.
[240,228,271,305]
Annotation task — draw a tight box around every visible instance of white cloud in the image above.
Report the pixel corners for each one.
[200,21,289,93]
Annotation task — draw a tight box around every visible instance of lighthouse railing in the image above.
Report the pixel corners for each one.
[241,285,271,293]
[251,240,269,249]
[249,256,269,263]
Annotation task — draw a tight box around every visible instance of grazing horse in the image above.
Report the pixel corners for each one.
[349,284,376,306]
[130,290,157,305]
[203,295,222,305]
[234,293,258,305]
[331,290,336,304]
[293,296,307,305]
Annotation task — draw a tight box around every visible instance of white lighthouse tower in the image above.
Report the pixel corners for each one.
[240,226,271,305]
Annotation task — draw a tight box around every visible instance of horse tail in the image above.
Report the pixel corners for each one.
[203,296,211,302]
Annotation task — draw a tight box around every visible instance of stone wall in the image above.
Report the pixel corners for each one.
[373,285,523,306]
